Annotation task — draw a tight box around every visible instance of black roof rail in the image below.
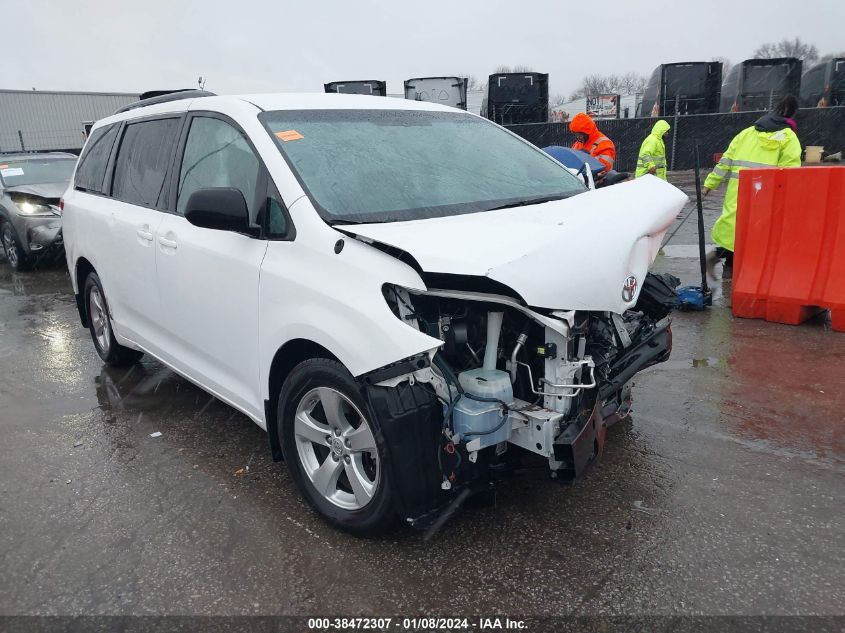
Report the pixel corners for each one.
[114,90,216,115]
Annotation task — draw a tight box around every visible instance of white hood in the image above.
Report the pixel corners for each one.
[349,176,688,313]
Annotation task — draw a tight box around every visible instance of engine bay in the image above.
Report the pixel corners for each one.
[372,274,677,526]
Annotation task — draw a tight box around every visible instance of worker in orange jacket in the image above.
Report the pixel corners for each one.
[569,112,616,174]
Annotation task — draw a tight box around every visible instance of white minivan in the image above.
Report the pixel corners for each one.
[63,90,687,534]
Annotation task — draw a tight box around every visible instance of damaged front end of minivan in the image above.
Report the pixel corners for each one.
[331,176,690,529]
[356,271,677,529]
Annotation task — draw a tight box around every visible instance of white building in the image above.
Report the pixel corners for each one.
[0,89,138,153]
[552,94,643,121]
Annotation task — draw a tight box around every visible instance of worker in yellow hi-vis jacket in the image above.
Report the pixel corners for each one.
[703,95,802,277]
[635,120,670,180]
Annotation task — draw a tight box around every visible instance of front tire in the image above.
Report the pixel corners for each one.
[84,272,143,367]
[1,222,33,272]
[278,358,395,535]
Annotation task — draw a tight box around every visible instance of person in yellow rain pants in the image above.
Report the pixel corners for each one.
[703,95,802,278]
[635,120,670,180]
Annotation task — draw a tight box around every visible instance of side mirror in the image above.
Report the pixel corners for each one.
[184,187,251,234]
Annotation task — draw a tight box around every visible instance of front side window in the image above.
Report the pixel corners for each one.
[260,109,584,225]
[176,117,260,217]
[112,118,181,208]
[262,181,291,239]
[74,123,119,193]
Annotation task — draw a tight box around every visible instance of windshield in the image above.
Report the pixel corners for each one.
[260,109,584,224]
[0,158,76,188]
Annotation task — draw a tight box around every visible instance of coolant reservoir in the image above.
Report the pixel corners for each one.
[452,369,513,449]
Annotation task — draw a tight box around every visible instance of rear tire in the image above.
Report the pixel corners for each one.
[278,358,396,535]
[1,222,33,272]
[83,272,143,367]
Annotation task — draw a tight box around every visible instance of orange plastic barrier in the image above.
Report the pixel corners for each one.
[732,166,845,331]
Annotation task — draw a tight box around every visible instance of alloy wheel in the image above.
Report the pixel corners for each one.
[2,226,18,268]
[294,387,380,510]
[88,285,111,354]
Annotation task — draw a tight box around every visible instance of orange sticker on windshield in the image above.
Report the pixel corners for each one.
[0,165,7,169]
[275,130,304,142]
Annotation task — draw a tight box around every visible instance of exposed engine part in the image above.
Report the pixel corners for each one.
[635,272,681,320]
[543,327,579,414]
[482,311,503,370]
[439,315,468,357]
[376,283,673,525]
[514,359,596,400]
[611,313,633,348]
[535,342,557,358]
[448,311,514,451]
[508,401,565,459]
[404,287,573,336]
[509,332,528,383]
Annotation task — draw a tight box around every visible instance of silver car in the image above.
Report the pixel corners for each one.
[1,152,76,271]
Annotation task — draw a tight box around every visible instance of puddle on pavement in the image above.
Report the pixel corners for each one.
[692,357,726,368]
[0,264,71,297]
[659,357,727,371]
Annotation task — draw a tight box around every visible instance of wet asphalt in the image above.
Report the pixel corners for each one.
[0,173,843,617]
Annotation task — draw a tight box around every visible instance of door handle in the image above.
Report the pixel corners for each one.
[158,236,178,249]
[136,228,154,242]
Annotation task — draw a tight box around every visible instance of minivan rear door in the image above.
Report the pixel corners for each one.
[105,115,182,351]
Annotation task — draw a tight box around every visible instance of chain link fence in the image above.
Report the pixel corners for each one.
[5,107,843,169]
[0,129,85,153]
[506,106,845,172]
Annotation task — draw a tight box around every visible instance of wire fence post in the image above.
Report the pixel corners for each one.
[18,130,25,151]
[670,94,680,171]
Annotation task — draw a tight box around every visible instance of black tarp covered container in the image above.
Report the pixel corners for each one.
[324,80,387,96]
[485,72,549,124]
[801,58,845,108]
[720,58,802,112]
[640,62,722,117]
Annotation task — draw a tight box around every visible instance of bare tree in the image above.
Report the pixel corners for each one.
[619,71,647,95]
[711,56,733,77]
[819,51,845,63]
[569,74,616,100]
[549,93,568,109]
[457,74,487,91]
[568,72,645,100]
[492,65,534,74]
[753,37,818,63]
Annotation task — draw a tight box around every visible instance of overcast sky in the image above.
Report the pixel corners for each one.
[7,0,844,98]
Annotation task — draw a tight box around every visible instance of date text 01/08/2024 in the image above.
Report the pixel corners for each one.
[306,617,528,630]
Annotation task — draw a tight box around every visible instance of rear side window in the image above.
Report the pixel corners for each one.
[112,118,181,208]
[74,124,119,193]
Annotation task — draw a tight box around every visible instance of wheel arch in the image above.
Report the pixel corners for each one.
[74,257,96,328]
[265,338,340,461]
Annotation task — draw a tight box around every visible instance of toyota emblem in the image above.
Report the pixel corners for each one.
[621,275,638,302]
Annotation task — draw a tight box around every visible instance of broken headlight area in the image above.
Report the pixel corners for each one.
[369,282,672,528]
